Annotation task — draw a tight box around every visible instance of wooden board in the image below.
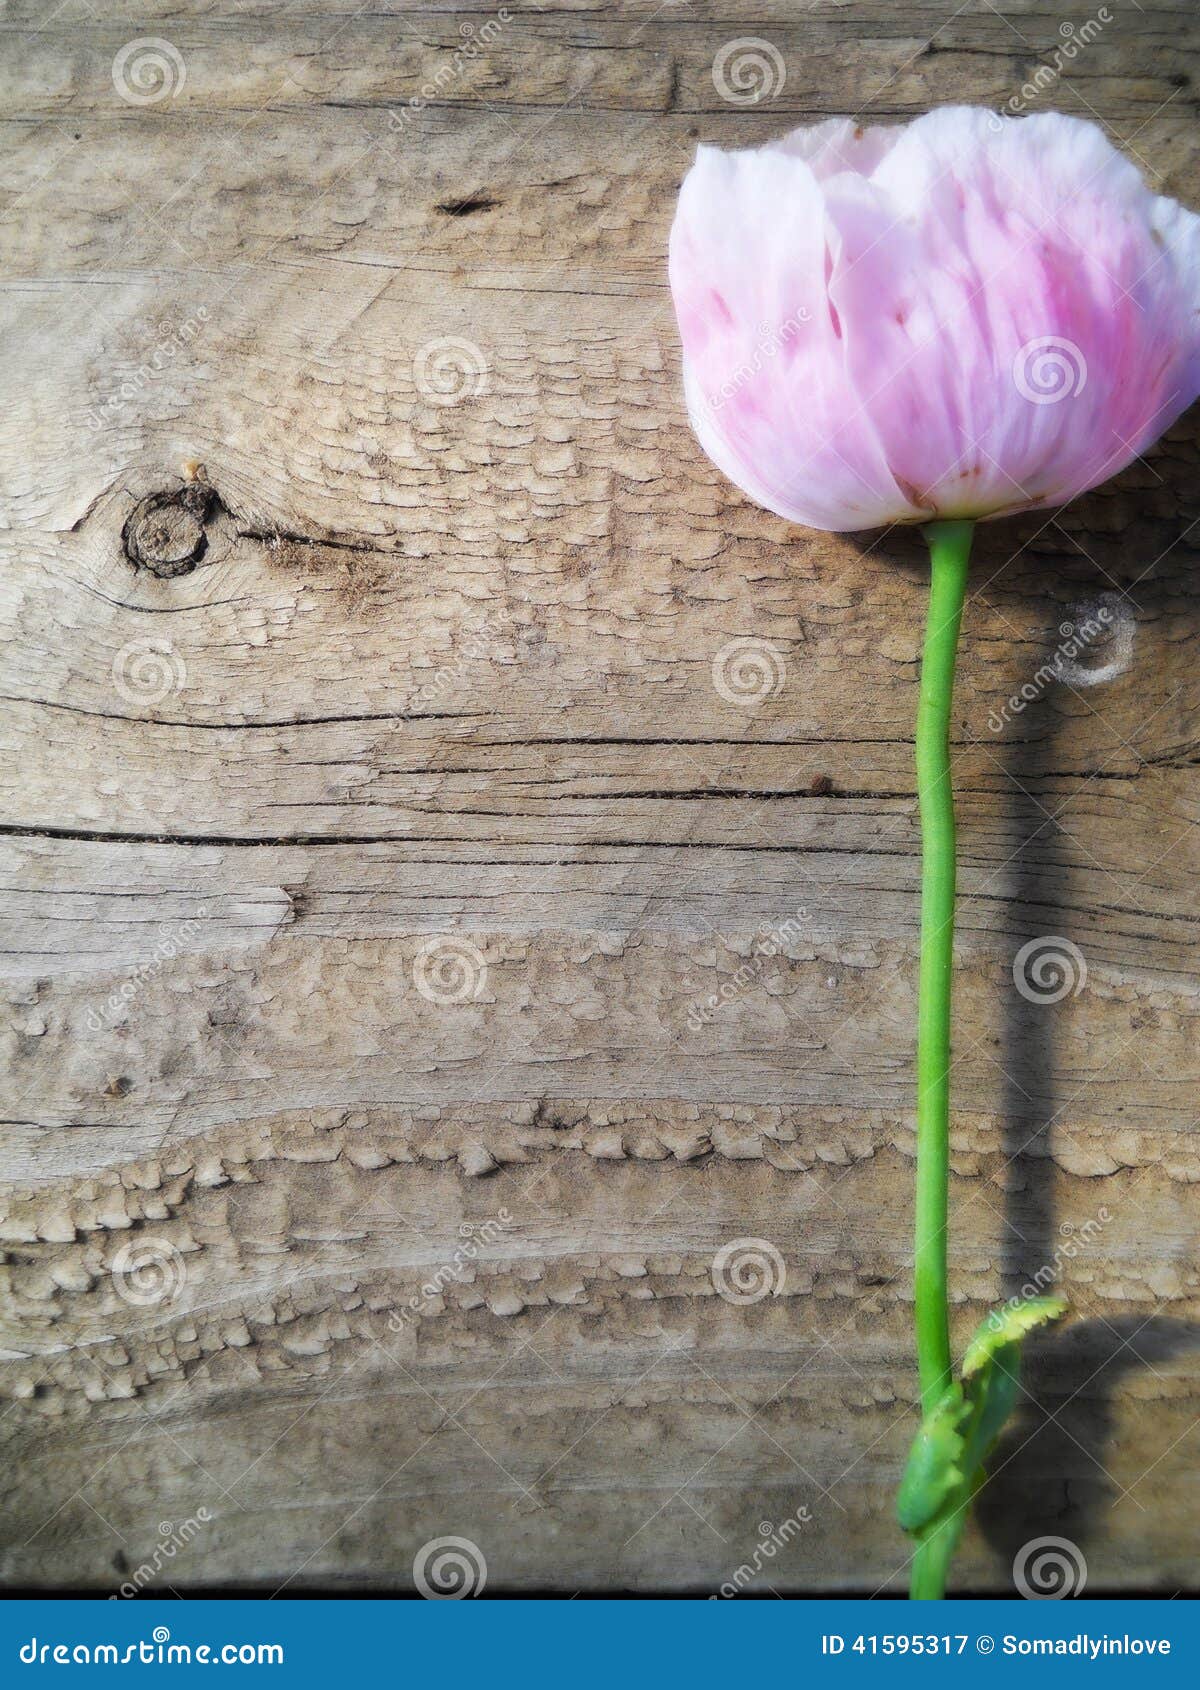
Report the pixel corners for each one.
[2,0,1199,1595]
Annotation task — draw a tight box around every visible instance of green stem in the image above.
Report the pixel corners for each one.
[910,1519,960,1603]
[910,518,973,1598]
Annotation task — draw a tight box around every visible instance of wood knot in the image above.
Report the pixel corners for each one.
[122,483,215,577]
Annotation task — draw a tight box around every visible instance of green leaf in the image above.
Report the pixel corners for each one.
[899,1299,1069,1551]
[959,1297,1068,1479]
[896,1383,972,1533]
[961,1342,1021,1479]
[961,1295,1067,1380]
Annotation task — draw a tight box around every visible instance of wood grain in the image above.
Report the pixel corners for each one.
[2,0,1199,1594]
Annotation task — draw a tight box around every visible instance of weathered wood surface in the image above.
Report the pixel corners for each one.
[2,0,1200,1594]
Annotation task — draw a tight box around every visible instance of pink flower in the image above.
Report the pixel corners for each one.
[669,107,1200,533]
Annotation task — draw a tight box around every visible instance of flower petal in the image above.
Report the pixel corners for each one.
[823,107,1200,519]
[669,143,924,530]
[670,107,1200,532]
